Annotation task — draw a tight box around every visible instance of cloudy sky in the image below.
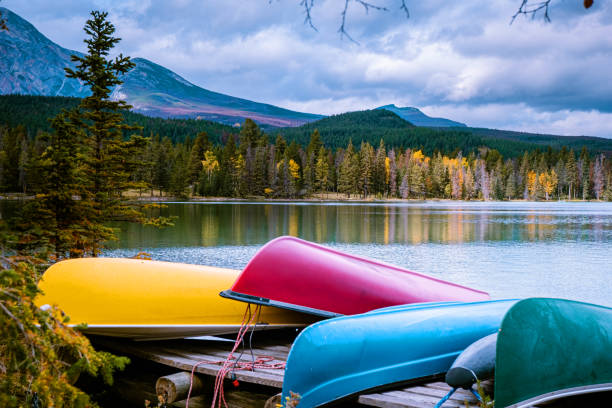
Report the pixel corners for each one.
[5,0,612,137]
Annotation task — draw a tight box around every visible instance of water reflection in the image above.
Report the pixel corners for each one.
[109,202,612,248]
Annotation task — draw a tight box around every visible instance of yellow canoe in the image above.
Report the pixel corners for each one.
[36,258,316,340]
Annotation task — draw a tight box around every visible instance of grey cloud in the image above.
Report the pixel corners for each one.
[4,0,612,137]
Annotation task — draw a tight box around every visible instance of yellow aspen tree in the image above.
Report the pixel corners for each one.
[201,150,219,184]
[539,170,558,200]
[385,156,391,186]
[412,149,425,163]
[527,170,538,199]
[288,159,300,181]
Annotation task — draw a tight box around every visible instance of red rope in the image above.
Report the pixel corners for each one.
[185,304,284,408]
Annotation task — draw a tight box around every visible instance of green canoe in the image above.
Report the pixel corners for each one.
[495,298,612,407]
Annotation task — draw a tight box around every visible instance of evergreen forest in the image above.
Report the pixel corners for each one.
[1,95,612,201]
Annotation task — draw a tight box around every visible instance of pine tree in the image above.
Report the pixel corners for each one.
[577,146,589,200]
[431,152,447,197]
[153,137,173,195]
[307,129,323,159]
[410,163,425,199]
[233,153,246,197]
[554,158,566,198]
[315,146,330,194]
[388,149,397,197]
[18,136,29,193]
[267,145,277,194]
[360,142,374,198]
[338,142,356,197]
[170,145,190,199]
[63,11,145,254]
[505,166,517,200]
[219,135,237,196]
[565,151,578,199]
[188,131,211,183]
[302,152,315,194]
[253,146,268,195]
[18,111,90,257]
[492,158,505,200]
[243,145,255,195]
[518,152,529,198]
[274,134,287,162]
[372,139,387,195]
[1,125,26,192]
[239,118,261,153]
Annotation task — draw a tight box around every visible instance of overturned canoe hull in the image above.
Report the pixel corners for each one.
[445,332,497,389]
[282,299,517,407]
[222,236,490,317]
[36,258,316,340]
[495,298,612,408]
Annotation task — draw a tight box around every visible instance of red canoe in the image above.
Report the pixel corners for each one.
[221,236,489,317]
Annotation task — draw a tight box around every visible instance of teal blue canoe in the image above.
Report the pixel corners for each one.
[495,298,612,407]
[281,299,517,407]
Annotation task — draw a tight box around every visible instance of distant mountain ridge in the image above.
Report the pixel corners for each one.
[0,7,323,127]
[375,104,467,127]
[2,95,612,158]
[277,109,612,157]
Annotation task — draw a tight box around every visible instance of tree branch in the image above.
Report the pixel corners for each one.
[300,0,318,32]
[511,0,552,24]
[295,0,410,42]
[339,0,359,44]
[399,0,410,19]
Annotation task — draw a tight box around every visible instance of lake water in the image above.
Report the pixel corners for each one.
[103,201,612,307]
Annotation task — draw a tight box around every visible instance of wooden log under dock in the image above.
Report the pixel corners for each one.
[156,371,205,403]
[91,333,491,408]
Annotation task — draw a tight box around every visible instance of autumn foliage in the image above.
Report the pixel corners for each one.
[0,256,129,407]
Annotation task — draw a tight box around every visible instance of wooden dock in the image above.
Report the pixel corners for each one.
[92,330,483,408]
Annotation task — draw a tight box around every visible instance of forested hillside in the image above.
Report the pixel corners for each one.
[5,95,612,159]
[276,110,612,158]
[0,94,238,144]
[1,94,611,201]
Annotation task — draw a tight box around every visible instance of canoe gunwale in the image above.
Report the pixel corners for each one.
[73,323,309,341]
[505,383,612,408]
[219,289,342,318]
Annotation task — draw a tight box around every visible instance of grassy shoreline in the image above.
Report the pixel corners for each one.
[1,191,608,203]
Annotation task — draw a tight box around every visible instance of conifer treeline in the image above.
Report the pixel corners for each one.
[1,118,611,200]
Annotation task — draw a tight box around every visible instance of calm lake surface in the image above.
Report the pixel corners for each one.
[104,201,612,307]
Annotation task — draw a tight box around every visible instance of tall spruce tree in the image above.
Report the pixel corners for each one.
[315,146,330,194]
[188,131,211,183]
[62,11,147,254]
[19,111,93,258]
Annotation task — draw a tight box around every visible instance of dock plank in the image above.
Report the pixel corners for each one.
[93,337,286,388]
[358,391,470,408]
[359,382,481,408]
[93,336,497,408]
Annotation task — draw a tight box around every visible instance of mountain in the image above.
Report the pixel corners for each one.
[277,109,483,153]
[3,95,612,158]
[0,8,89,98]
[376,104,467,127]
[0,7,323,127]
[277,109,612,157]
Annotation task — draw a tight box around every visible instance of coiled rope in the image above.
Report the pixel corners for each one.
[185,304,286,408]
